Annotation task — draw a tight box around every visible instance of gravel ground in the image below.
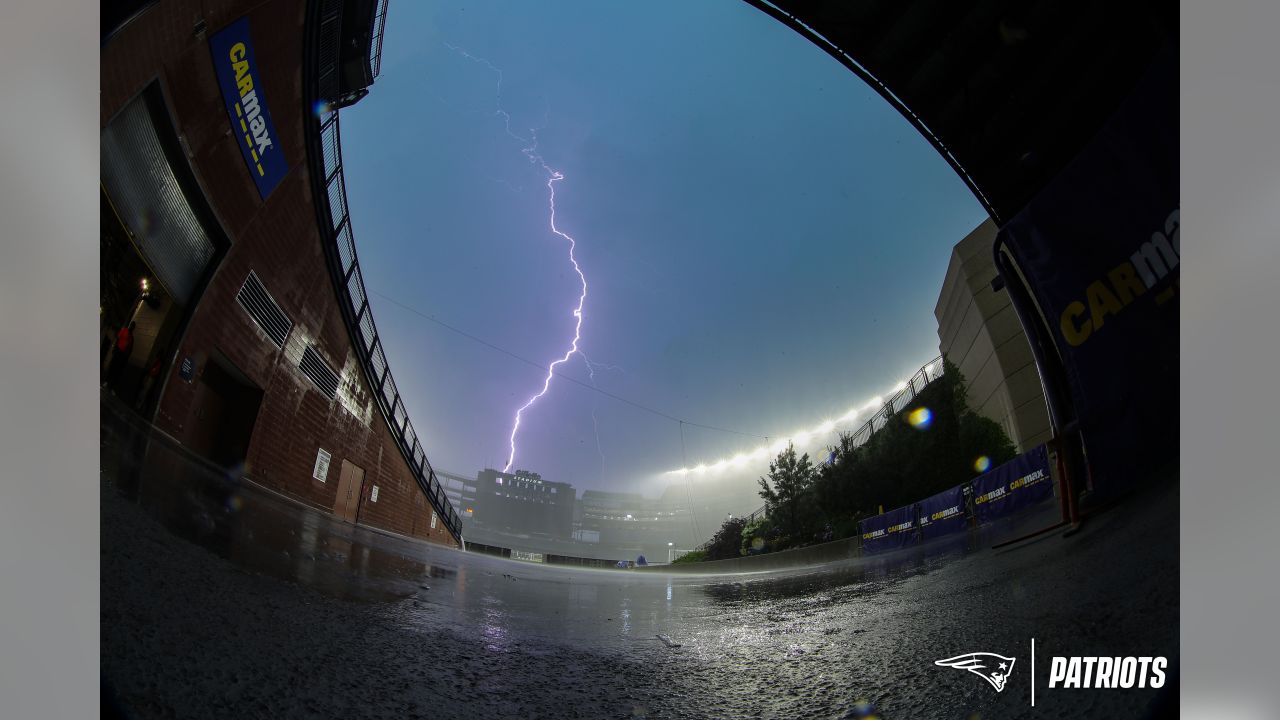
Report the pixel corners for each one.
[102,414,1177,719]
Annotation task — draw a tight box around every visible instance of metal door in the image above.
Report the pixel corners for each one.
[333,459,365,523]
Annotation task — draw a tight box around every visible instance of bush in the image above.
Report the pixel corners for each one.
[704,516,748,561]
[740,516,770,555]
[671,550,707,564]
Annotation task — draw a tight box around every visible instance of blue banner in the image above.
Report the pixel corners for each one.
[996,46,1177,499]
[209,17,288,199]
[859,504,916,554]
[918,484,967,541]
[971,445,1055,525]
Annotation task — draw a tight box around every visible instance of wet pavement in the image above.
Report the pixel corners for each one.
[102,403,1177,719]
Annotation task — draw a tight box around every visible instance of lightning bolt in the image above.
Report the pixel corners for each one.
[581,354,625,477]
[445,44,591,474]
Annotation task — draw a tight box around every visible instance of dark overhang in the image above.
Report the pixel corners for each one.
[315,0,390,110]
[743,0,1177,223]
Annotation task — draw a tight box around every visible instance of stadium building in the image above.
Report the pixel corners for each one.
[935,219,1053,452]
[472,469,577,540]
[100,0,462,545]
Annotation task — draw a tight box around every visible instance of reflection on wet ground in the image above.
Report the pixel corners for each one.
[102,400,1178,719]
[103,398,435,603]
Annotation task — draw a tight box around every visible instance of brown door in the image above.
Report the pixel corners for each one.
[333,459,365,523]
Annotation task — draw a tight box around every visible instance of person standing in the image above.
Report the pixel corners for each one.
[106,321,136,392]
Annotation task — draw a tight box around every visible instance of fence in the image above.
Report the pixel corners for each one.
[307,16,462,540]
[693,356,944,553]
[369,0,389,79]
[859,443,1055,553]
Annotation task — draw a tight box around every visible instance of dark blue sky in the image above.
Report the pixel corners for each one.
[339,1,987,496]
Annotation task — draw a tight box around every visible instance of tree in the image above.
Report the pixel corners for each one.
[807,357,1020,523]
[741,515,770,555]
[703,516,748,561]
[959,411,1017,471]
[758,443,818,544]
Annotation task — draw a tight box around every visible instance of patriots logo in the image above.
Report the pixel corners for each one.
[935,652,1017,692]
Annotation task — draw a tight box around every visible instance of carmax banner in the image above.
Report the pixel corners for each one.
[209,17,287,199]
[970,445,1055,525]
[859,503,916,554]
[996,45,1177,499]
[918,484,967,541]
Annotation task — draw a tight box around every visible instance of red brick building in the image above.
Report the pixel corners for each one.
[100,0,461,546]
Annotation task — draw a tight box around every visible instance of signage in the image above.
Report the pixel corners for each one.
[919,484,967,541]
[859,503,916,554]
[179,357,194,382]
[208,17,288,199]
[312,448,331,483]
[370,485,379,503]
[970,445,1055,525]
[996,46,1177,498]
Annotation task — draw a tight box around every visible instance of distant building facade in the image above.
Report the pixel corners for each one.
[934,219,1053,452]
[436,469,478,522]
[472,469,575,540]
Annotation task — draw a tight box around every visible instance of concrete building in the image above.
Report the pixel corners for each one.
[472,469,576,540]
[437,469,478,522]
[100,0,461,545]
[934,219,1053,452]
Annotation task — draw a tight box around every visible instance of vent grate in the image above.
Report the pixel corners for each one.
[299,345,341,400]
[236,271,292,348]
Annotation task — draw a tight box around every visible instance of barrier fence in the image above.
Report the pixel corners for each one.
[859,443,1055,554]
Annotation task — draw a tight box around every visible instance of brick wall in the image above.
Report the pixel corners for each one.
[103,0,460,547]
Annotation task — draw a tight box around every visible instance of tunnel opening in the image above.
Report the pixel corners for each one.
[185,351,263,471]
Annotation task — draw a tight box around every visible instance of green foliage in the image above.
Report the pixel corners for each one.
[740,516,769,555]
[831,515,862,541]
[766,358,1022,549]
[959,411,1017,470]
[671,550,707,564]
[703,516,748,561]
[684,361,1023,559]
[757,443,818,543]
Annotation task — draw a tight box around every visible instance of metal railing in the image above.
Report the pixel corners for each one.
[369,0,389,79]
[314,110,462,539]
[314,0,344,104]
[693,355,945,552]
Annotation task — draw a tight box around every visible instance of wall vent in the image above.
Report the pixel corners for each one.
[236,271,292,348]
[299,345,341,400]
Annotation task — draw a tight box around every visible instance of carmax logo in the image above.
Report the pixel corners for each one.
[1059,209,1179,347]
[227,42,275,176]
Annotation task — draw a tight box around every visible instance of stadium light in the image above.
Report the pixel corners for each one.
[660,360,938,477]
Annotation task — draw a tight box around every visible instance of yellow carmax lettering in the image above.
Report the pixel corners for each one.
[1061,301,1091,346]
[1107,261,1147,305]
[236,63,253,97]
[1086,280,1124,332]
[229,42,246,63]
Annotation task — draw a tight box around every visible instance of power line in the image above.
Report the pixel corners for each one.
[368,289,767,440]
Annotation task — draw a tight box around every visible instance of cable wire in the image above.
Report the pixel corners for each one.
[368,289,767,439]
